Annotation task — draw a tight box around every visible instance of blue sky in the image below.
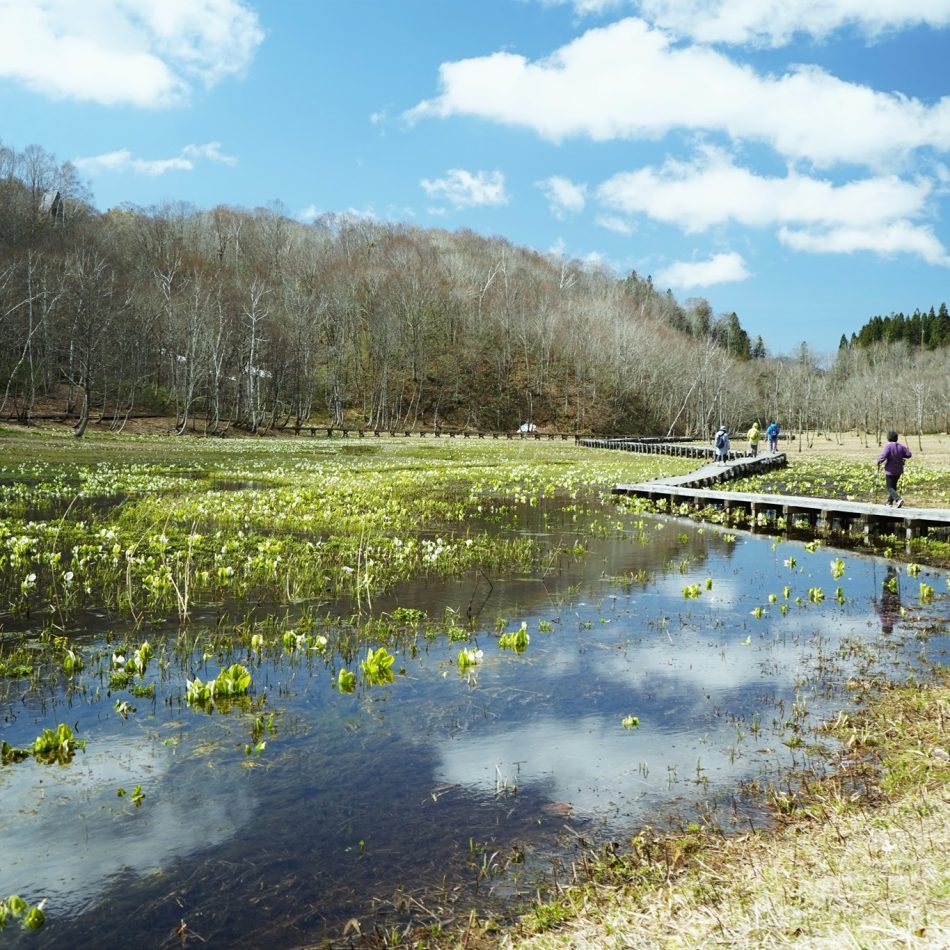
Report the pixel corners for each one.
[2,1,950,355]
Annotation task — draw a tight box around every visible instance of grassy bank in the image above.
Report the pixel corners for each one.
[493,673,950,949]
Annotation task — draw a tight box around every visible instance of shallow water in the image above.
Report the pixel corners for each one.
[1,499,948,947]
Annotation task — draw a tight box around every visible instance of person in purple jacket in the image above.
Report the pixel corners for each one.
[876,430,912,507]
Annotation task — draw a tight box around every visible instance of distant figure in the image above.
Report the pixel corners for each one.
[874,565,901,634]
[876,430,912,508]
[766,420,780,453]
[517,422,537,434]
[714,426,730,463]
[747,421,761,457]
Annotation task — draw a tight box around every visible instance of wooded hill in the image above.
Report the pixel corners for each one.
[2,142,949,439]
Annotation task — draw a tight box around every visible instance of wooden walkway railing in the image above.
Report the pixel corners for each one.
[614,453,950,543]
[575,436,792,466]
[292,426,578,440]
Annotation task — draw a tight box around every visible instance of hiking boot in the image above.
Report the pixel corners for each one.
[895,498,904,508]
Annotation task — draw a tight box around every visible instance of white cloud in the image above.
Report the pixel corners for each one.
[535,0,950,46]
[597,147,950,264]
[597,147,934,233]
[595,213,635,235]
[181,142,237,166]
[779,222,950,265]
[406,17,950,168]
[633,0,950,47]
[0,0,264,107]
[535,0,627,15]
[656,252,751,288]
[536,175,587,217]
[74,142,237,176]
[420,169,509,208]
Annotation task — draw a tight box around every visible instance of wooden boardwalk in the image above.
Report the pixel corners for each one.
[293,426,577,440]
[576,436,741,461]
[614,456,950,542]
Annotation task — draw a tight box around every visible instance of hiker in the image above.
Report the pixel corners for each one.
[714,426,729,463]
[765,420,779,453]
[876,430,912,508]
[747,421,761,457]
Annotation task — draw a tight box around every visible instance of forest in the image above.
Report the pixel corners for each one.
[2,141,949,440]
[846,304,950,351]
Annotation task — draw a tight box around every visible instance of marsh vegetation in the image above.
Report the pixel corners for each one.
[0,431,948,947]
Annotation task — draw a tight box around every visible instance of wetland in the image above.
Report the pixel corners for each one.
[0,431,948,947]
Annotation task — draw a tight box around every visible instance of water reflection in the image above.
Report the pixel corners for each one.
[1,502,948,948]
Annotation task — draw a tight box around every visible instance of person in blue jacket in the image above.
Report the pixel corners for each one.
[765,421,779,453]
[714,426,729,463]
[876,430,912,507]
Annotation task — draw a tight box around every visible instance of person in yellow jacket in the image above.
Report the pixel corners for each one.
[747,421,761,457]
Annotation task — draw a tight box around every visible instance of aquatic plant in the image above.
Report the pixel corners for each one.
[919,583,935,604]
[337,668,356,693]
[186,664,252,707]
[360,646,395,686]
[621,715,640,730]
[0,648,33,679]
[0,895,46,931]
[390,607,426,625]
[32,724,85,764]
[830,558,845,579]
[1,740,31,764]
[62,647,83,675]
[457,648,483,672]
[117,785,145,806]
[498,622,530,652]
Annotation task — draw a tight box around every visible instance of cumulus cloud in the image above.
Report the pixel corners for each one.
[656,252,750,288]
[0,0,264,107]
[596,147,950,264]
[74,142,237,176]
[779,222,950,265]
[633,0,950,47]
[536,175,587,217]
[420,168,509,208]
[597,147,934,233]
[406,17,950,168]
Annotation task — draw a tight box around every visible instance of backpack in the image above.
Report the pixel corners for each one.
[715,432,726,451]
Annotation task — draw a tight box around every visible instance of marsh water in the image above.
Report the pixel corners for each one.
[1,495,949,947]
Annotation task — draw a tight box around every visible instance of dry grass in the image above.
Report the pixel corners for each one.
[789,431,950,468]
[504,679,950,950]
